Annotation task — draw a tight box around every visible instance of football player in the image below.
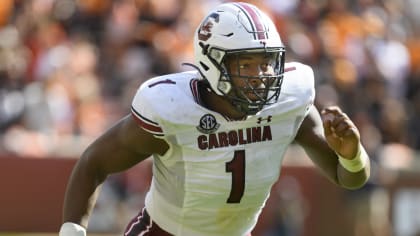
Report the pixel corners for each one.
[60,2,370,236]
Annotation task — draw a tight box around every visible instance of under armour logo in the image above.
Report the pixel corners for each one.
[257,115,272,124]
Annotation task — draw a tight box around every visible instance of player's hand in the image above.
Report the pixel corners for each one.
[321,106,360,159]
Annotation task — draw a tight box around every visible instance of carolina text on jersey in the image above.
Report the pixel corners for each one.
[197,125,272,150]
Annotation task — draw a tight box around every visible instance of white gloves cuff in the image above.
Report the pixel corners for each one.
[59,222,86,236]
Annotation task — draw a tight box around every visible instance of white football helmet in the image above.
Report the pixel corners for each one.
[193,2,286,115]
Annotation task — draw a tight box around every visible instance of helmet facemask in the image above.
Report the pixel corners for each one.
[207,47,286,115]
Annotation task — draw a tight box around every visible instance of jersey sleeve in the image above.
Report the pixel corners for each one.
[299,63,316,118]
[282,62,316,117]
[281,62,316,140]
[131,83,165,137]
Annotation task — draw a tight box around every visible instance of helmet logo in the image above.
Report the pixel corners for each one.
[198,13,219,41]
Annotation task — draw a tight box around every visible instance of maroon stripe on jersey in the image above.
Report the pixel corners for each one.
[190,79,199,103]
[131,108,163,135]
[285,66,296,72]
[148,79,176,88]
[235,3,266,40]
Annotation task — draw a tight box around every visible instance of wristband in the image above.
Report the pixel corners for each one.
[337,144,368,173]
[59,222,86,236]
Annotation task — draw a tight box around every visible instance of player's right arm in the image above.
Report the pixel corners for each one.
[61,114,169,233]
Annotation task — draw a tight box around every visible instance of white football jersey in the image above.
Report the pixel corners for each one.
[131,62,315,236]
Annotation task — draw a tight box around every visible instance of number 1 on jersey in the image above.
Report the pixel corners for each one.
[225,150,245,203]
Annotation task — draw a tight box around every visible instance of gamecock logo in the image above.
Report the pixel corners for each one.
[198,13,219,41]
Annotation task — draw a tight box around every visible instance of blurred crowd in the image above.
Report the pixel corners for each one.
[1,0,420,235]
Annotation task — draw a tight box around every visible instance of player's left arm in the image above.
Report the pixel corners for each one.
[294,105,370,189]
